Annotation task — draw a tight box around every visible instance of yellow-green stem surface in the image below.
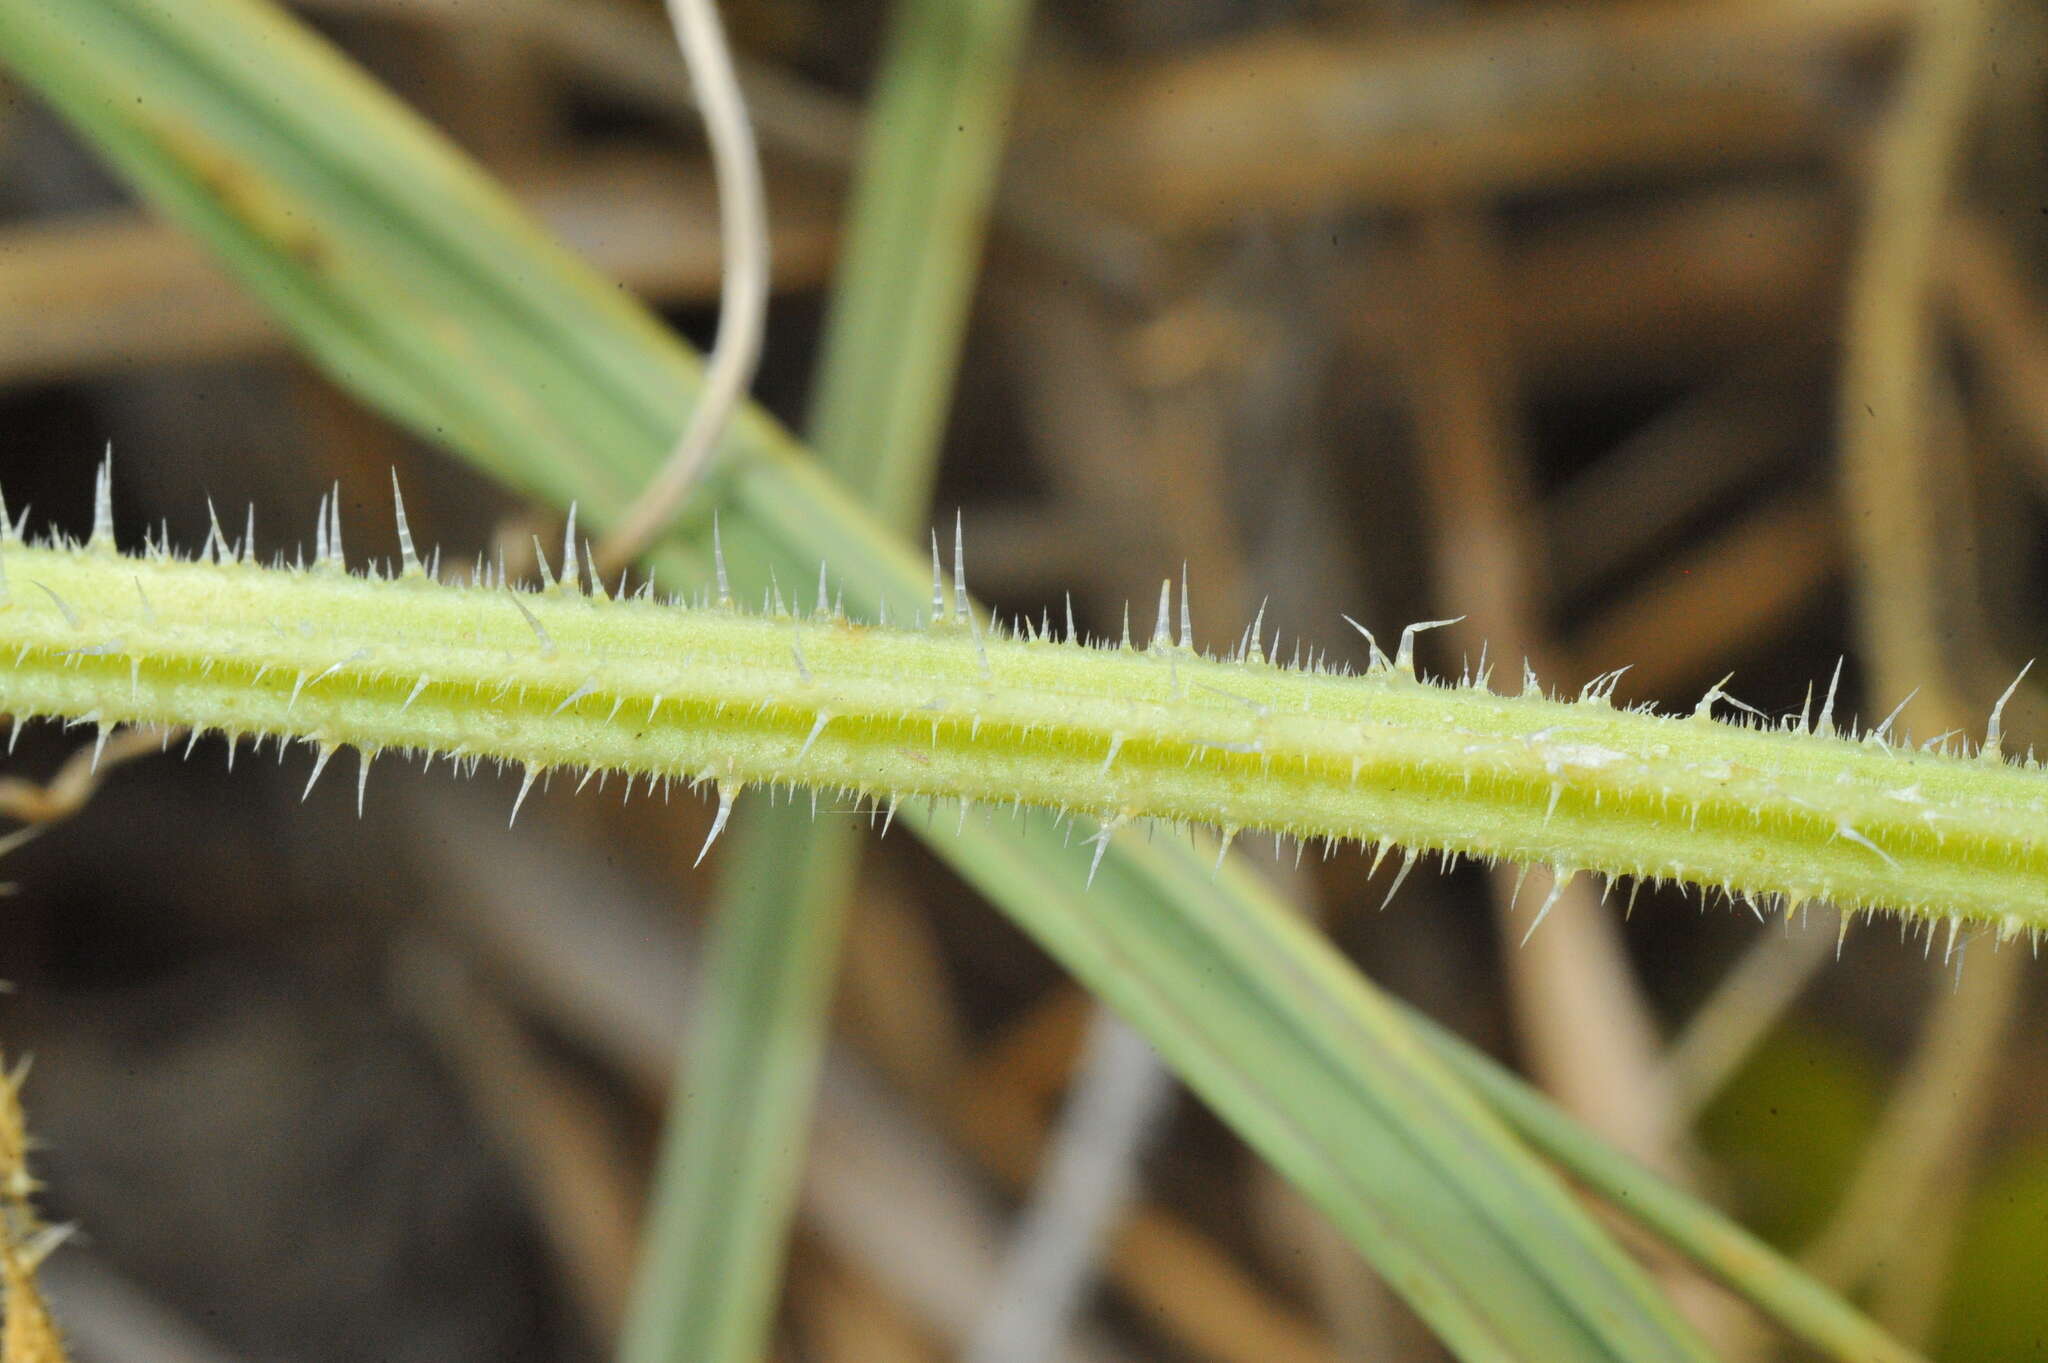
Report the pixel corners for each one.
[2,535,2043,932]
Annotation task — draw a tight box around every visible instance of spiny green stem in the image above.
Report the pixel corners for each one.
[1,526,2043,935]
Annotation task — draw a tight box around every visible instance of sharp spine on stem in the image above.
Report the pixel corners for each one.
[952,511,970,625]
[391,470,423,577]
[89,452,115,552]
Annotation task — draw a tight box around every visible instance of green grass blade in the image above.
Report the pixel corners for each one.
[1405,1008,1930,1363]
[941,815,1717,1363]
[0,2,1768,1355]
[622,1,1031,1359]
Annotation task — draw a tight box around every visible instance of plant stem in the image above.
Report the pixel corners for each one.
[2,535,2041,933]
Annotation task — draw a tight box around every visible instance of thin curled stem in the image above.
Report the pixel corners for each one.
[594,0,770,577]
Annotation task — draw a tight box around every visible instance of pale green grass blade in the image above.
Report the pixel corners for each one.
[806,0,1033,517]
[0,0,684,521]
[622,1,1030,1359]
[0,3,1736,1356]
[618,802,861,1363]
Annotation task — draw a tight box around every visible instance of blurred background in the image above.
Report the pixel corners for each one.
[3,0,2048,1359]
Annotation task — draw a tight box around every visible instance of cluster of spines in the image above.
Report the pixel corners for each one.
[1,461,2043,953]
